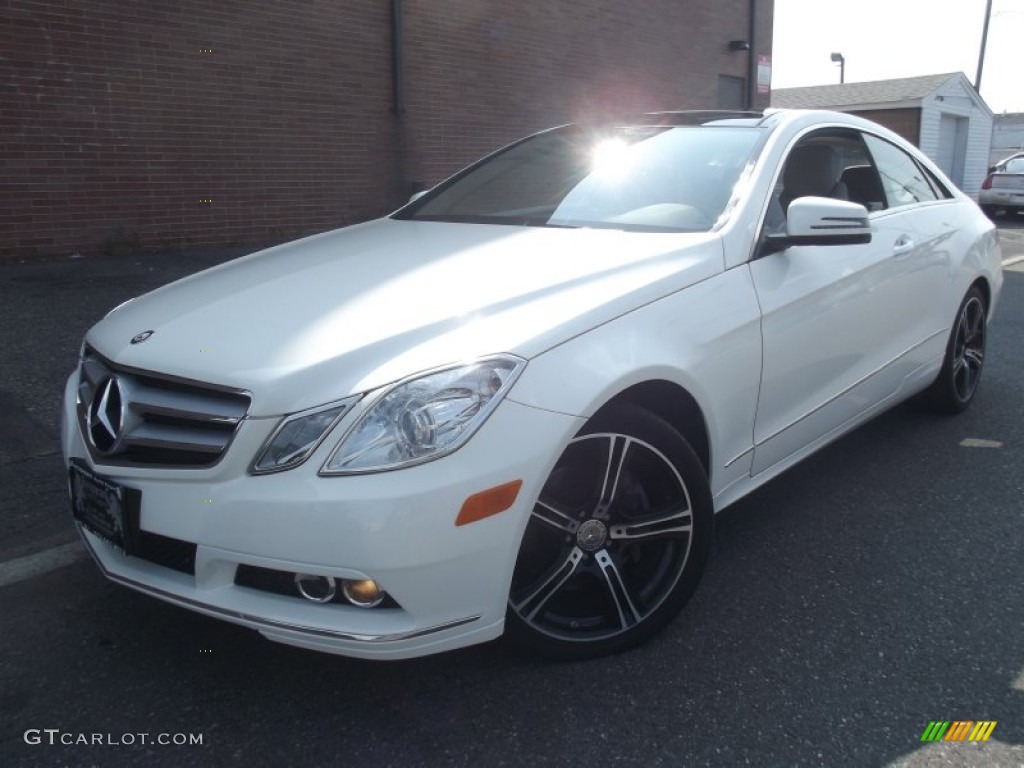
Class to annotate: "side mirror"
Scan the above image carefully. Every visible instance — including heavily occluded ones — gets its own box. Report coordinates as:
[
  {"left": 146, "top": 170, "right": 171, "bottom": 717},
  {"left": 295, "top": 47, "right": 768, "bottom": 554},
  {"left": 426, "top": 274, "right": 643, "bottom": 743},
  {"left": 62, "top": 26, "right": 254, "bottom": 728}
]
[{"left": 762, "top": 196, "right": 872, "bottom": 255}]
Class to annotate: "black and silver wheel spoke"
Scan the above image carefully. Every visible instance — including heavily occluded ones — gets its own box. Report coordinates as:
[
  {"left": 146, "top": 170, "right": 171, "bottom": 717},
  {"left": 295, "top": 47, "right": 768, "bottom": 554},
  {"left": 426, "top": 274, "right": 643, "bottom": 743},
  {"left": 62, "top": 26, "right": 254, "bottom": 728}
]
[
  {"left": 964, "top": 346, "right": 984, "bottom": 370},
  {"left": 595, "top": 434, "right": 631, "bottom": 514},
  {"left": 513, "top": 547, "right": 584, "bottom": 621},
  {"left": 609, "top": 503, "right": 692, "bottom": 543},
  {"left": 965, "top": 304, "right": 984, "bottom": 341},
  {"left": 595, "top": 549, "right": 643, "bottom": 629},
  {"left": 531, "top": 497, "right": 581, "bottom": 535}
]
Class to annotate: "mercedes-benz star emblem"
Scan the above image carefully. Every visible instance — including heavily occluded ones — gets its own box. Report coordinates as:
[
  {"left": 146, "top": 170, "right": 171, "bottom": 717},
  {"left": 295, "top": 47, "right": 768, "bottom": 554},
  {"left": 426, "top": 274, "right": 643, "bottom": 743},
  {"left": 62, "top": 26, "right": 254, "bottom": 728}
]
[
  {"left": 576, "top": 519, "right": 608, "bottom": 552},
  {"left": 87, "top": 377, "right": 123, "bottom": 453},
  {"left": 130, "top": 330, "right": 154, "bottom": 344}
]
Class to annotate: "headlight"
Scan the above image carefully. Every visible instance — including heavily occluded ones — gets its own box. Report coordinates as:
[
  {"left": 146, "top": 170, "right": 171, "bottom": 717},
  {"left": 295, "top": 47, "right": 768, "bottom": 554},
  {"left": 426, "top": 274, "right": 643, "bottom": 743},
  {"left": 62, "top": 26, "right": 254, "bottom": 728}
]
[
  {"left": 321, "top": 356, "right": 525, "bottom": 474},
  {"left": 251, "top": 397, "right": 359, "bottom": 474}
]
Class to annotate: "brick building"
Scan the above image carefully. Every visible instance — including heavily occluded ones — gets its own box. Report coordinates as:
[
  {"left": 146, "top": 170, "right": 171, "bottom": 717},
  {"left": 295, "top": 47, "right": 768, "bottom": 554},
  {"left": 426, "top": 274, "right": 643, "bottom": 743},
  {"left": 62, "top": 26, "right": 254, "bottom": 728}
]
[{"left": 2, "top": 0, "right": 774, "bottom": 259}]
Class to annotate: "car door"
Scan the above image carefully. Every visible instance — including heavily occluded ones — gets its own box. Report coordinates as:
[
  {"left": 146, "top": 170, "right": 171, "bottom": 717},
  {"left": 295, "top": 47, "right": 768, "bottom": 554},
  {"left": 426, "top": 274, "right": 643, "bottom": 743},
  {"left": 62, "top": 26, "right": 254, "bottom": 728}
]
[
  {"left": 858, "top": 132, "right": 955, "bottom": 350},
  {"left": 748, "top": 128, "right": 941, "bottom": 476}
]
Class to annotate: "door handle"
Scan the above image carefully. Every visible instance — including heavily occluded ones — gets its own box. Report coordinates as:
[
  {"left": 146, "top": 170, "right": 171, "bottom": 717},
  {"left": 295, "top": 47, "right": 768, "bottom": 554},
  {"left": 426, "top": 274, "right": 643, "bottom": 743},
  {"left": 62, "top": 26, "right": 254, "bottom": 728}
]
[{"left": 892, "top": 235, "right": 915, "bottom": 257}]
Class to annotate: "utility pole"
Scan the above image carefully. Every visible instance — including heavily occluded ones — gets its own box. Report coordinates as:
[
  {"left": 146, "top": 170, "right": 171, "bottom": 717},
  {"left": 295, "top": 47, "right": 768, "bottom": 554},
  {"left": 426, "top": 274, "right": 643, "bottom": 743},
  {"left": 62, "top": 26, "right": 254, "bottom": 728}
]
[{"left": 975, "top": 0, "right": 993, "bottom": 91}]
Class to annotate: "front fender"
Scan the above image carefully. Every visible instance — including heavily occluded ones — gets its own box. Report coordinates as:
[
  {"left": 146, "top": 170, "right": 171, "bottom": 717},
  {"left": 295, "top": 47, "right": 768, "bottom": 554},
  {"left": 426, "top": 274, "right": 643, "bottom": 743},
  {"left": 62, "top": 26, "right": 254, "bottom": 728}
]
[{"left": 508, "top": 266, "right": 763, "bottom": 502}]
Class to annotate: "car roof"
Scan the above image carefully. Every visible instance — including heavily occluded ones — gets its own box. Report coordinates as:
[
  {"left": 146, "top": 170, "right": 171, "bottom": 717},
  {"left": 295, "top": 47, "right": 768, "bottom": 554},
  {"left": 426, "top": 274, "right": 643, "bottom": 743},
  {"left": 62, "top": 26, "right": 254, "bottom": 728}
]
[
  {"left": 622, "top": 108, "right": 903, "bottom": 135},
  {"left": 639, "top": 110, "right": 767, "bottom": 127}
]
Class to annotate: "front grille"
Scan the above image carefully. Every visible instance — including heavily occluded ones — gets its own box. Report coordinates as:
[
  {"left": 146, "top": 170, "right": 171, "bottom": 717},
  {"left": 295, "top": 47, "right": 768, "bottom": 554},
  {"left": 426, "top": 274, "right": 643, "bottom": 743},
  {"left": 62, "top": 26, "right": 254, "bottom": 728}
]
[{"left": 77, "top": 346, "right": 251, "bottom": 468}]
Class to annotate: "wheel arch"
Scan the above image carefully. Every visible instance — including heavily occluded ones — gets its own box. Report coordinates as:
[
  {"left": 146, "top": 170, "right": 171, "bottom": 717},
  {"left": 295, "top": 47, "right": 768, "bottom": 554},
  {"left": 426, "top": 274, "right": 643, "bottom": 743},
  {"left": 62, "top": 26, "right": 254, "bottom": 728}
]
[
  {"left": 971, "top": 275, "right": 991, "bottom": 313},
  {"left": 590, "top": 379, "right": 711, "bottom": 478}
]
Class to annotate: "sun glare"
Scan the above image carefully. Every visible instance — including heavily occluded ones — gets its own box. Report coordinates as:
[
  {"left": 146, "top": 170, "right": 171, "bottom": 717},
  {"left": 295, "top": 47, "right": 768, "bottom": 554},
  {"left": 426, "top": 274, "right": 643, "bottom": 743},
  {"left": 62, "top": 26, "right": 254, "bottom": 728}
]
[{"left": 591, "top": 138, "right": 634, "bottom": 178}]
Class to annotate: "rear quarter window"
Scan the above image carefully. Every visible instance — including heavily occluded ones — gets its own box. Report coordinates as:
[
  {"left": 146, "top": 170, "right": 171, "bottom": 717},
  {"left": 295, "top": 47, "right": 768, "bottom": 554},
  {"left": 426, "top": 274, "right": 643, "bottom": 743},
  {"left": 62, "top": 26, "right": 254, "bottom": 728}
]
[{"left": 863, "top": 134, "right": 949, "bottom": 207}]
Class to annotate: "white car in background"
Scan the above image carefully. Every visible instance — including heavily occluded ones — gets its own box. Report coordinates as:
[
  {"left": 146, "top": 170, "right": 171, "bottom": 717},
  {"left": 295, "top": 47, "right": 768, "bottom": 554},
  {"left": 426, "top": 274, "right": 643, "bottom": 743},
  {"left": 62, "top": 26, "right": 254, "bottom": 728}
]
[
  {"left": 62, "top": 109, "right": 1002, "bottom": 661},
  {"left": 980, "top": 151, "right": 1024, "bottom": 217}
]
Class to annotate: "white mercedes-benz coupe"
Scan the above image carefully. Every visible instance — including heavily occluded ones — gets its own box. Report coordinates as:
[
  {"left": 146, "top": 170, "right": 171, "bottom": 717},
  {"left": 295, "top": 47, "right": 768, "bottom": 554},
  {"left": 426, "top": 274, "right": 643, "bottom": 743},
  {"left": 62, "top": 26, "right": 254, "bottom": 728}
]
[{"left": 62, "top": 109, "right": 1002, "bottom": 660}]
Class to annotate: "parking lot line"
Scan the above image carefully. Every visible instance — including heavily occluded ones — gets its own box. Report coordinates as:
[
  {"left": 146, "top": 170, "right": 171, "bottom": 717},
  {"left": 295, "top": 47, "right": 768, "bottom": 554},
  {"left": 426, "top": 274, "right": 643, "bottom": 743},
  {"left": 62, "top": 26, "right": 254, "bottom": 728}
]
[{"left": 0, "top": 541, "right": 87, "bottom": 588}]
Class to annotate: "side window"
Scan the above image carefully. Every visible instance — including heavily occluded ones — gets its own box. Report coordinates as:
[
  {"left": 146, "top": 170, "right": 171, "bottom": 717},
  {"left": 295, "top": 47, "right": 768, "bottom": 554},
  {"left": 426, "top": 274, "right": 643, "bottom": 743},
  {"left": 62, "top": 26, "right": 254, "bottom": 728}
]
[
  {"left": 919, "top": 164, "right": 953, "bottom": 199},
  {"left": 765, "top": 129, "right": 881, "bottom": 233},
  {"left": 862, "top": 135, "right": 941, "bottom": 207}
]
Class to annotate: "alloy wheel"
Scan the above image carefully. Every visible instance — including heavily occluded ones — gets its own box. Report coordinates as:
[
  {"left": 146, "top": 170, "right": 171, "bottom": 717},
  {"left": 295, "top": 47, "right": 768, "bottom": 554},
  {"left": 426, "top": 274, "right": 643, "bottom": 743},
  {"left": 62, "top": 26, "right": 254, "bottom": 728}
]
[
  {"left": 510, "top": 427, "right": 697, "bottom": 646},
  {"left": 952, "top": 295, "right": 986, "bottom": 404}
]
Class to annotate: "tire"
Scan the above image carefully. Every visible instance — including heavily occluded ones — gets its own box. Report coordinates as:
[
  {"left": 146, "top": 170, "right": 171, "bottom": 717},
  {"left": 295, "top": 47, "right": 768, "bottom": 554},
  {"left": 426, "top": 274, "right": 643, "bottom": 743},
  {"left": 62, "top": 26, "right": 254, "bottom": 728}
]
[
  {"left": 506, "top": 402, "right": 713, "bottom": 660},
  {"left": 923, "top": 285, "right": 987, "bottom": 413}
]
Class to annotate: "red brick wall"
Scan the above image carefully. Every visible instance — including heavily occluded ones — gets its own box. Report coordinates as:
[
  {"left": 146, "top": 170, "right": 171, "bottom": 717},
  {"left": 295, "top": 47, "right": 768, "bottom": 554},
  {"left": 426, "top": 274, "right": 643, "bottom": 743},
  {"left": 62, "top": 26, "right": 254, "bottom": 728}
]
[
  {"left": 400, "top": 0, "right": 774, "bottom": 190},
  {"left": 2, "top": 0, "right": 399, "bottom": 259},
  {"left": 2, "top": 0, "right": 773, "bottom": 259}
]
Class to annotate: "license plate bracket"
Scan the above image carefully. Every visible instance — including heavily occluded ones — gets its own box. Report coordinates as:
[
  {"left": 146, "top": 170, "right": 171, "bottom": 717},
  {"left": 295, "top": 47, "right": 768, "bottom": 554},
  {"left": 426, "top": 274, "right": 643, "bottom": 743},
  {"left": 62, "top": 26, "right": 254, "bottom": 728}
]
[{"left": 68, "top": 461, "right": 141, "bottom": 554}]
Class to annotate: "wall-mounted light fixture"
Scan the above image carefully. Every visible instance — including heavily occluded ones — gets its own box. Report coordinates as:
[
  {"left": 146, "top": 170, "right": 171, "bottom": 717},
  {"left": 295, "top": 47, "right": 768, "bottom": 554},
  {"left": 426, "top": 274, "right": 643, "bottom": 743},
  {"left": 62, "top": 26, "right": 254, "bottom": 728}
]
[{"left": 729, "top": 40, "right": 751, "bottom": 52}]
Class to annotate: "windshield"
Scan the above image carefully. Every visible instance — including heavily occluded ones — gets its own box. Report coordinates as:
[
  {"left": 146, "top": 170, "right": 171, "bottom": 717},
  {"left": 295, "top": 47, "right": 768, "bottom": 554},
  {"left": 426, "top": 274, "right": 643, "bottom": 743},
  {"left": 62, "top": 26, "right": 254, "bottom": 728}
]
[{"left": 396, "top": 125, "right": 763, "bottom": 232}]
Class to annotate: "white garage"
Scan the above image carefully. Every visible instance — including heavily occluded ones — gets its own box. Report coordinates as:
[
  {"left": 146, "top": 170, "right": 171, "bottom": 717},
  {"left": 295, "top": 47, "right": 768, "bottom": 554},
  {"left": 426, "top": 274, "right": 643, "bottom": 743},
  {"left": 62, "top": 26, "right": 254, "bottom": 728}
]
[{"left": 772, "top": 72, "right": 993, "bottom": 199}]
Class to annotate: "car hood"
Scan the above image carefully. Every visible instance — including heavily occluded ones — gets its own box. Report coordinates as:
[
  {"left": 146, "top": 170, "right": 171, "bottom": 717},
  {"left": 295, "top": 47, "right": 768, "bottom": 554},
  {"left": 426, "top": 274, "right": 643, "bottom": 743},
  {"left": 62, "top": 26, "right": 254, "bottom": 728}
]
[{"left": 87, "top": 218, "right": 723, "bottom": 416}]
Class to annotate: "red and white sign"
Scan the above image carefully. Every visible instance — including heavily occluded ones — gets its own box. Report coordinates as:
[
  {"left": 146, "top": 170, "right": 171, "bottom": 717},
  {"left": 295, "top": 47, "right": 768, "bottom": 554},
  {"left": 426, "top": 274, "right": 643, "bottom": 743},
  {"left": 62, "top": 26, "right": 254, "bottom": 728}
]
[{"left": 757, "top": 54, "right": 772, "bottom": 94}]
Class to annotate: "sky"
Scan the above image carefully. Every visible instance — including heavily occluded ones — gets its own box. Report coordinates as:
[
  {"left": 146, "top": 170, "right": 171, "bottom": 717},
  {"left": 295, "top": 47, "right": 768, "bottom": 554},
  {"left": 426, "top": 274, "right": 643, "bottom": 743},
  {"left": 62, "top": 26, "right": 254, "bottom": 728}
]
[{"left": 771, "top": 0, "right": 1024, "bottom": 113}]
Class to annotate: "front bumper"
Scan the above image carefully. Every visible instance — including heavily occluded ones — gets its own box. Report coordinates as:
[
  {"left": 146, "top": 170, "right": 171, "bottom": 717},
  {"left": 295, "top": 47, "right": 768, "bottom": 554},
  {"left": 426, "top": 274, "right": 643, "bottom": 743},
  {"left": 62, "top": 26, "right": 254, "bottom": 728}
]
[{"left": 62, "top": 372, "right": 581, "bottom": 659}]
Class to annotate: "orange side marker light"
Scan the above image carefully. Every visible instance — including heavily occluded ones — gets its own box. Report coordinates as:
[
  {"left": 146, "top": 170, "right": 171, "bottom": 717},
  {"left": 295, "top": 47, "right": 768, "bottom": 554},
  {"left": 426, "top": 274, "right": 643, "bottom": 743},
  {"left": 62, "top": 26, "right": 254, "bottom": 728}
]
[{"left": 456, "top": 480, "right": 523, "bottom": 527}]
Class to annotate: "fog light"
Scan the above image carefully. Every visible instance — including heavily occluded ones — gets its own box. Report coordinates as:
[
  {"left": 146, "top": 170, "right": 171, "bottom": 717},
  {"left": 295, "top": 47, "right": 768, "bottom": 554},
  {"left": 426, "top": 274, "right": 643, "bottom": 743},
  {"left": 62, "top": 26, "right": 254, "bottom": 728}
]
[
  {"left": 294, "top": 573, "right": 337, "bottom": 603},
  {"left": 342, "top": 579, "right": 384, "bottom": 608}
]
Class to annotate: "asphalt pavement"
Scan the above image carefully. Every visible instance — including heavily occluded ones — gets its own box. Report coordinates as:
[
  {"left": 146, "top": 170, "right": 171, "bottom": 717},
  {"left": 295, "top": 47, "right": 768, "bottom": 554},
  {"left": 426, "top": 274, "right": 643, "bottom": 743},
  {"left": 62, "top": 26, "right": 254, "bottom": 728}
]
[{"left": 1, "top": 223, "right": 1022, "bottom": 767}]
